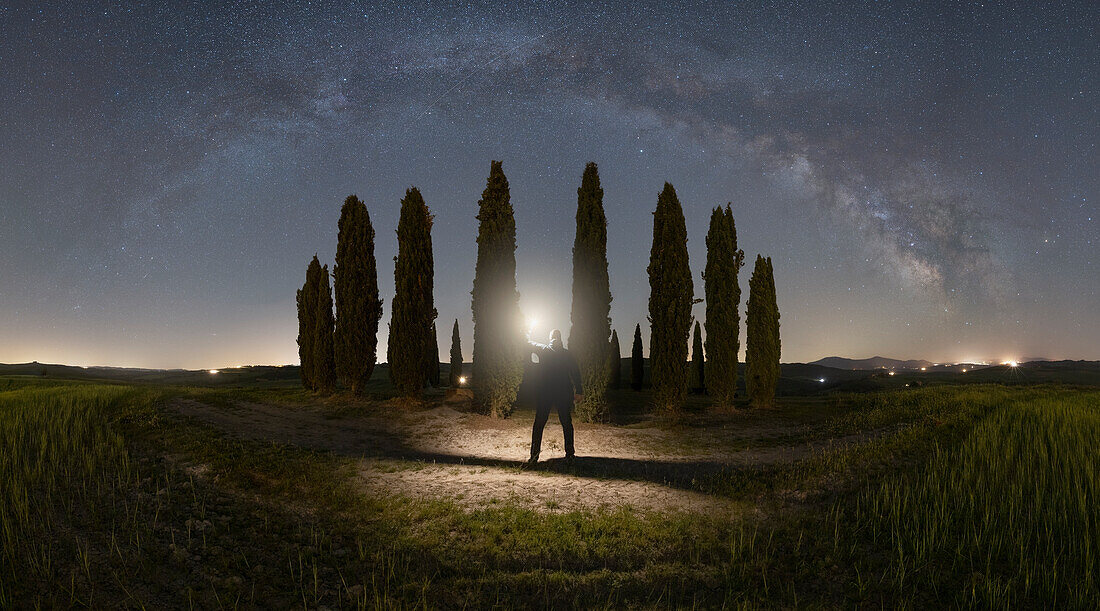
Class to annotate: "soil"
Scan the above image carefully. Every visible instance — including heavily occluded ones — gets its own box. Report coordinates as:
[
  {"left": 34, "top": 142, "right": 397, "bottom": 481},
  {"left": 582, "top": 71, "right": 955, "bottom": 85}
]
[{"left": 167, "top": 397, "right": 868, "bottom": 515}]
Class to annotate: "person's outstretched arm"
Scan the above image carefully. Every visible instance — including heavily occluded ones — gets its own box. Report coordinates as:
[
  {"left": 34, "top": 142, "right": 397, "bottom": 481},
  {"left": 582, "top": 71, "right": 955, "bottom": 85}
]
[{"left": 525, "top": 340, "right": 547, "bottom": 354}]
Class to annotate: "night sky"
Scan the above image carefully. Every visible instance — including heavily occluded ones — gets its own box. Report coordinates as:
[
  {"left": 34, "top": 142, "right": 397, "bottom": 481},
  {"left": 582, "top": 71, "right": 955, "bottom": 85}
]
[{"left": 1, "top": 1, "right": 1096, "bottom": 369}]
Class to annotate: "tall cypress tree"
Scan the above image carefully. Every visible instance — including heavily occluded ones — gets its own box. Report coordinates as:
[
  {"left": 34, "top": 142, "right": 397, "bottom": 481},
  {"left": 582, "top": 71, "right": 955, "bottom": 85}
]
[
  {"left": 297, "top": 256, "right": 323, "bottom": 390},
  {"left": 647, "top": 183, "right": 694, "bottom": 414},
  {"left": 334, "top": 195, "right": 383, "bottom": 395},
  {"left": 471, "top": 161, "right": 524, "bottom": 417},
  {"left": 630, "top": 323, "right": 644, "bottom": 391},
  {"left": 569, "top": 162, "right": 613, "bottom": 422},
  {"left": 703, "top": 204, "right": 745, "bottom": 406},
  {"left": 766, "top": 257, "right": 781, "bottom": 392},
  {"left": 313, "top": 264, "right": 337, "bottom": 393},
  {"left": 607, "top": 329, "right": 622, "bottom": 390},
  {"left": 388, "top": 188, "right": 436, "bottom": 397},
  {"left": 425, "top": 322, "right": 440, "bottom": 387},
  {"left": 746, "top": 255, "right": 780, "bottom": 408},
  {"left": 691, "top": 320, "right": 705, "bottom": 393},
  {"left": 449, "top": 319, "right": 463, "bottom": 387}
]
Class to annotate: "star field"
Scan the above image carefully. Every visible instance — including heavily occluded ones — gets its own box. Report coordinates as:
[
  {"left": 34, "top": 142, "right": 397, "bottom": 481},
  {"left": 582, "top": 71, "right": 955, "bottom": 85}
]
[{"left": 0, "top": 1, "right": 1096, "bottom": 368}]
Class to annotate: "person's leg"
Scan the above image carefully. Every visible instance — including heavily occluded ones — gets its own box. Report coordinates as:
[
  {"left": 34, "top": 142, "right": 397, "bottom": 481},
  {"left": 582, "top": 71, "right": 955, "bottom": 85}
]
[
  {"left": 557, "top": 398, "right": 575, "bottom": 458},
  {"left": 530, "top": 402, "right": 550, "bottom": 462}
]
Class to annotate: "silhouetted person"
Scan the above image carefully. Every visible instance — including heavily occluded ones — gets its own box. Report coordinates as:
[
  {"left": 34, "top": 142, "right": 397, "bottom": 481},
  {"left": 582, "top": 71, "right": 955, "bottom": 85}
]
[{"left": 527, "top": 329, "right": 583, "bottom": 463}]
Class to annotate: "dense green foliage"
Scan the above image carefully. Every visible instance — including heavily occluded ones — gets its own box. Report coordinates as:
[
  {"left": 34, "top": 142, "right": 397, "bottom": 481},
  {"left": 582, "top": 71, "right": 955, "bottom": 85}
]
[
  {"left": 703, "top": 204, "right": 744, "bottom": 405},
  {"left": 470, "top": 161, "right": 524, "bottom": 417},
  {"left": 333, "top": 195, "right": 383, "bottom": 395},
  {"left": 449, "top": 319, "right": 463, "bottom": 387},
  {"left": 746, "top": 256, "right": 780, "bottom": 408},
  {"left": 630, "top": 323, "right": 644, "bottom": 391},
  {"left": 607, "top": 329, "right": 621, "bottom": 390},
  {"left": 313, "top": 264, "right": 337, "bottom": 392},
  {"left": 647, "top": 183, "right": 694, "bottom": 414},
  {"left": 296, "top": 256, "right": 323, "bottom": 390},
  {"left": 388, "top": 188, "right": 437, "bottom": 397},
  {"left": 569, "top": 163, "right": 613, "bottom": 422},
  {"left": 425, "top": 323, "right": 440, "bottom": 387},
  {"left": 691, "top": 320, "right": 705, "bottom": 393}
]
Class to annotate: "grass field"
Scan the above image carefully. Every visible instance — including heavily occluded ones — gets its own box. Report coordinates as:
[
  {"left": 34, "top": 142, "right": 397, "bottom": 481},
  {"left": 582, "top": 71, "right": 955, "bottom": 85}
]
[{"left": 0, "top": 379, "right": 1096, "bottom": 608}]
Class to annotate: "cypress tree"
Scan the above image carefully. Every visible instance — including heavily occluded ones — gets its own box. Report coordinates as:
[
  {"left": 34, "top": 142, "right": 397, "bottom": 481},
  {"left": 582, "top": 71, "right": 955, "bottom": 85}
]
[
  {"left": 425, "top": 322, "right": 441, "bottom": 386},
  {"left": 334, "top": 195, "right": 383, "bottom": 395},
  {"left": 607, "top": 329, "right": 622, "bottom": 390},
  {"left": 297, "top": 286, "right": 308, "bottom": 388},
  {"left": 296, "top": 256, "right": 323, "bottom": 390},
  {"left": 388, "top": 187, "right": 437, "bottom": 397},
  {"left": 449, "top": 319, "right": 463, "bottom": 387},
  {"left": 313, "top": 264, "right": 337, "bottom": 393},
  {"left": 471, "top": 161, "right": 524, "bottom": 417},
  {"left": 692, "top": 320, "right": 705, "bottom": 393},
  {"left": 746, "top": 255, "right": 781, "bottom": 408},
  {"left": 703, "top": 204, "right": 745, "bottom": 406},
  {"left": 647, "top": 183, "right": 694, "bottom": 414},
  {"left": 766, "top": 258, "right": 781, "bottom": 392},
  {"left": 569, "top": 162, "right": 613, "bottom": 422},
  {"left": 630, "top": 323, "right": 644, "bottom": 391}
]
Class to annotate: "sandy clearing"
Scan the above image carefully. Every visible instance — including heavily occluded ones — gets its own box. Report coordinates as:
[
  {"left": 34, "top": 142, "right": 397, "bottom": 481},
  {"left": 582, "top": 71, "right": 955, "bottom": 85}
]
[{"left": 166, "top": 397, "right": 872, "bottom": 514}]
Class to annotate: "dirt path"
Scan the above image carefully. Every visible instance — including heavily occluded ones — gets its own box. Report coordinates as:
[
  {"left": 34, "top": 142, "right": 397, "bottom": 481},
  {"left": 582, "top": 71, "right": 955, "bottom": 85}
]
[{"left": 167, "top": 397, "right": 864, "bottom": 514}]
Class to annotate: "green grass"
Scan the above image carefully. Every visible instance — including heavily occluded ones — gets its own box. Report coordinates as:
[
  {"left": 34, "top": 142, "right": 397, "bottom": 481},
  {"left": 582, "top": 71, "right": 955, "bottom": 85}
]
[
  {"left": 839, "top": 390, "right": 1099, "bottom": 607},
  {"left": 0, "top": 379, "right": 1096, "bottom": 607}
]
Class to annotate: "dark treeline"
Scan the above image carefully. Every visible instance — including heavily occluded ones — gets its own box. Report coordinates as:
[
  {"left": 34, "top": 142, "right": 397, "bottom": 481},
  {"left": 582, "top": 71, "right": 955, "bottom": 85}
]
[
  {"left": 295, "top": 161, "right": 781, "bottom": 416},
  {"left": 388, "top": 187, "right": 436, "bottom": 397}
]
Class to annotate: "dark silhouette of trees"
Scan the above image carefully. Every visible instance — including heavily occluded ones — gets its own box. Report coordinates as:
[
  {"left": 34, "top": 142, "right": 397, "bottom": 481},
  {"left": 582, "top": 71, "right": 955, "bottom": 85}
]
[
  {"left": 746, "top": 255, "right": 780, "bottom": 408},
  {"left": 647, "top": 183, "right": 694, "bottom": 414},
  {"left": 471, "top": 161, "right": 524, "bottom": 417},
  {"left": 607, "top": 329, "right": 621, "bottom": 390},
  {"left": 296, "top": 256, "right": 323, "bottom": 390},
  {"left": 295, "top": 165, "right": 783, "bottom": 412},
  {"left": 449, "top": 319, "right": 463, "bottom": 387},
  {"left": 630, "top": 324, "right": 644, "bottom": 390},
  {"left": 425, "top": 322, "right": 440, "bottom": 386},
  {"left": 703, "top": 204, "right": 745, "bottom": 406},
  {"left": 569, "top": 163, "right": 613, "bottom": 422},
  {"left": 692, "top": 320, "right": 705, "bottom": 393},
  {"left": 334, "top": 195, "right": 383, "bottom": 395},
  {"left": 313, "top": 264, "right": 337, "bottom": 393},
  {"left": 388, "top": 188, "right": 437, "bottom": 397}
]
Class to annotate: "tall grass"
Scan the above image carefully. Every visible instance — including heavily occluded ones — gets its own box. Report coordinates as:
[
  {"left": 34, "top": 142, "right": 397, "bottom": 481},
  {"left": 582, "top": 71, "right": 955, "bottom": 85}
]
[
  {"left": 0, "top": 385, "right": 148, "bottom": 603},
  {"left": 1, "top": 380, "right": 1096, "bottom": 607},
  {"left": 841, "top": 390, "right": 1100, "bottom": 607}
]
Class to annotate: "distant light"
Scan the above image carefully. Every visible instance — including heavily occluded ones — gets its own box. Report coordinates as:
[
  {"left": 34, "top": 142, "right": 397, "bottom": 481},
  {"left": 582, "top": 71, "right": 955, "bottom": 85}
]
[
  {"left": 920, "top": 367, "right": 927, "bottom": 371},
  {"left": 817, "top": 378, "right": 826, "bottom": 383},
  {"left": 961, "top": 368, "right": 967, "bottom": 373},
  {"left": 888, "top": 371, "right": 896, "bottom": 376},
  {"left": 208, "top": 369, "right": 220, "bottom": 375},
  {"left": 458, "top": 376, "right": 467, "bottom": 385},
  {"left": 1003, "top": 360, "right": 1019, "bottom": 368}
]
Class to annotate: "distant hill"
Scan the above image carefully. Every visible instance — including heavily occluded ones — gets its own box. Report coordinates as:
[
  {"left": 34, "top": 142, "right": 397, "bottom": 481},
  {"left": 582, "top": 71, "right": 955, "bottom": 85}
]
[
  {"left": 0, "top": 361, "right": 302, "bottom": 387},
  {"left": 810, "top": 356, "right": 934, "bottom": 370}
]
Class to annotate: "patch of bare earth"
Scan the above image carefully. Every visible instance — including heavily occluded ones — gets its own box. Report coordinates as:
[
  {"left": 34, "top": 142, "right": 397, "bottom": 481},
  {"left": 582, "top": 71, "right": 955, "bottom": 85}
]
[{"left": 166, "top": 398, "right": 869, "bottom": 514}]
